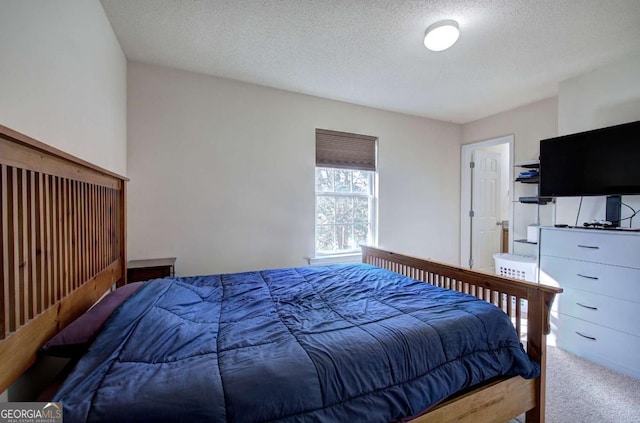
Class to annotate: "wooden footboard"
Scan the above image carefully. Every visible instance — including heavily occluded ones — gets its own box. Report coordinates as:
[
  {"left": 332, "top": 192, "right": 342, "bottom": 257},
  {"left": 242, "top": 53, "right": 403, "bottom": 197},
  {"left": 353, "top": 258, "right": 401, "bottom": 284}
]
[
  {"left": 362, "top": 246, "right": 562, "bottom": 423},
  {"left": 0, "top": 126, "right": 127, "bottom": 393}
]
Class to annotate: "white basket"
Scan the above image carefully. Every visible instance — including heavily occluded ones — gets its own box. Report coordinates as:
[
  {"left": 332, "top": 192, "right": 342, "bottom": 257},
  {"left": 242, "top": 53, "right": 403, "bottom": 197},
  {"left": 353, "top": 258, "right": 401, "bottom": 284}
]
[{"left": 493, "top": 253, "right": 537, "bottom": 282}]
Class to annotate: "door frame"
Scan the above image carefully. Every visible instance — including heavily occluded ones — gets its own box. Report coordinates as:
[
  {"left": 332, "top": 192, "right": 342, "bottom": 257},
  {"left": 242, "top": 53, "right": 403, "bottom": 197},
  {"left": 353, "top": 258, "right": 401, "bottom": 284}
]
[{"left": 460, "top": 135, "right": 514, "bottom": 268}]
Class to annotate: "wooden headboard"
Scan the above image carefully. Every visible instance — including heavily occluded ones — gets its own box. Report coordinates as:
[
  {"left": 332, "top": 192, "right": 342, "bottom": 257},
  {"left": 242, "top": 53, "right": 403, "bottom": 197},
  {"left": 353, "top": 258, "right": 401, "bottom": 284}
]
[{"left": 0, "top": 125, "right": 127, "bottom": 392}]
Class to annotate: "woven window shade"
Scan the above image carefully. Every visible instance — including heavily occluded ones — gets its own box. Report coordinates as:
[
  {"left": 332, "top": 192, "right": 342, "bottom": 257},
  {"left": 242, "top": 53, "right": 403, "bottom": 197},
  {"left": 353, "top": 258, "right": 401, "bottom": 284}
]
[{"left": 315, "top": 129, "right": 377, "bottom": 171}]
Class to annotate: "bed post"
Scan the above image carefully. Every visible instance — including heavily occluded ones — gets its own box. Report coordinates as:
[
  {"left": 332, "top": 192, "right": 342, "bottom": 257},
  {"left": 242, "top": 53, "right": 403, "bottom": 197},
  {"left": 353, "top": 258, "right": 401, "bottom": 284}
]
[
  {"left": 117, "top": 181, "right": 127, "bottom": 287},
  {"left": 525, "top": 288, "right": 555, "bottom": 423}
]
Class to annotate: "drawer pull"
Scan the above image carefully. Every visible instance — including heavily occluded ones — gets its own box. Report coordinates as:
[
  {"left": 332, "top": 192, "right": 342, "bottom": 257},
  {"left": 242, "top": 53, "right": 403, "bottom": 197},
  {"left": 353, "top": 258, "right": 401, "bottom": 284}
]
[
  {"left": 577, "top": 244, "right": 599, "bottom": 249},
  {"left": 576, "top": 302, "right": 598, "bottom": 311},
  {"left": 577, "top": 273, "right": 599, "bottom": 280},
  {"left": 575, "top": 331, "right": 597, "bottom": 341}
]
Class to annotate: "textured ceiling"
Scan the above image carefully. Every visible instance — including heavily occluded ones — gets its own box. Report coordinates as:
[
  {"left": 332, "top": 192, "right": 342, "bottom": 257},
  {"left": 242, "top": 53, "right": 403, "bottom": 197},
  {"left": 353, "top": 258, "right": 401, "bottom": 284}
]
[{"left": 100, "top": 0, "right": 640, "bottom": 123}]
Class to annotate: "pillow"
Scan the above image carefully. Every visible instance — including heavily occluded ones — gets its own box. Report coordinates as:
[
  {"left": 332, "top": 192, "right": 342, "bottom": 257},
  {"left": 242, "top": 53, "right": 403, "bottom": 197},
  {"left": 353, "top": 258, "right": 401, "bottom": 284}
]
[{"left": 40, "top": 282, "right": 144, "bottom": 358}]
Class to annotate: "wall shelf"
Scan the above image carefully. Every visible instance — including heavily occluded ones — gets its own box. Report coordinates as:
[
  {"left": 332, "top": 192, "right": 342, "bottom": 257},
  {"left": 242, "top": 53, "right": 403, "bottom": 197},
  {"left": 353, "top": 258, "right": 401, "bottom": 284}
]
[
  {"left": 514, "top": 238, "right": 537, "bottom": 245},
  {"left": 512, "top": 159, "right": 554, "bottom": 261},
  {"left": 515, "top": 160, "right": 540, "bottom": 169},
  {"left": 515, "top": 176, "right": 539, "bottom": 184},
  {"left": 519, "top": 196, "right": 553, "bottom": 205}
]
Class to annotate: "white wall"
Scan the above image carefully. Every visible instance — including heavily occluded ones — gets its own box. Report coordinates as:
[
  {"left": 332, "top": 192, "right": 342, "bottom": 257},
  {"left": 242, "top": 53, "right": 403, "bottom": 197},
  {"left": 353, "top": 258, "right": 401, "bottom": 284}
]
[
  {"left": 558, "top": 56, "right": 640, "bottom": 136},
  {"left": 127, "top": 62, "right": 461, "bottom": 276},
  {"left": 462, "top": 97, "right": 558, "bottom": 162},
  {"left": 0, "top": 0, "right": 127, "bottom": 175},
  {"left": 555, "top": 56, "right": 640, "bottom": 227}
]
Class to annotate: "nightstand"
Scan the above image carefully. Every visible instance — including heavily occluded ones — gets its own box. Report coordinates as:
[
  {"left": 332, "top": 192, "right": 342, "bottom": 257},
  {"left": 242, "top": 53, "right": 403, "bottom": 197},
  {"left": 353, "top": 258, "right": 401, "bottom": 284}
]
[{"left": 127, "top": 257, "right": 176, "bottom": 283}]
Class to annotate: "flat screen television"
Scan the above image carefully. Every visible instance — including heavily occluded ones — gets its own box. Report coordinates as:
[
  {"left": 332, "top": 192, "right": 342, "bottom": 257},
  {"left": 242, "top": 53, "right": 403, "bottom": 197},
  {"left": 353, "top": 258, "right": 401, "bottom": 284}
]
[{"left": 539, "top": 120, "right": 640, "bottom": 197}]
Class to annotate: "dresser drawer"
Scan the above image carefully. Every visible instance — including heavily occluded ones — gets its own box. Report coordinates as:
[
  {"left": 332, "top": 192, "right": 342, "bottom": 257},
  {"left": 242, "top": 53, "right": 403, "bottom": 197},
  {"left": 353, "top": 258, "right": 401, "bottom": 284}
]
[
  {"left": 540, "top": 228, "right": 640, "bottom": 268},
  {"left": 540, "top": 255, "right": 640, "bottom": 302},
  {"left": 555, "top": 288, "right": 640, "bottom": 337},
  {"left": 555, "top": 314, "right": 640, "bottom": 379}
]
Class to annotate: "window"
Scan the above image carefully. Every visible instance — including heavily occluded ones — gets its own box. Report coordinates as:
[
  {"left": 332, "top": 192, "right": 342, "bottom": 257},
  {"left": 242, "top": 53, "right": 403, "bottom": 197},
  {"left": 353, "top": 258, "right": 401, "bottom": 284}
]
[
  {"left": 315, "top": 168, "right": 376, "bottom": 254},
  {"left": 315, "top": 129, "right": 377, "bottom": 256}
]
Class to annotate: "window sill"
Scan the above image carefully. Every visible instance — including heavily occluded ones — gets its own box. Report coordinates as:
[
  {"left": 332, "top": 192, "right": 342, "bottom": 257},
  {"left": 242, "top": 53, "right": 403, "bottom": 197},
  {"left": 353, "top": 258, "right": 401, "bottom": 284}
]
[{"left": 307, "top": 253, "right": 362, "bottom": 266}]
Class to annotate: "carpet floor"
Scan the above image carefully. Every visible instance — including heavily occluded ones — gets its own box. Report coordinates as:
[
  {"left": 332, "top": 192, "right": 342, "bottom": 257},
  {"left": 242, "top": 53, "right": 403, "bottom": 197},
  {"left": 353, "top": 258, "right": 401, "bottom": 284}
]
[{"left": 512, "top": 345, "right": 640, "bottom": 422}]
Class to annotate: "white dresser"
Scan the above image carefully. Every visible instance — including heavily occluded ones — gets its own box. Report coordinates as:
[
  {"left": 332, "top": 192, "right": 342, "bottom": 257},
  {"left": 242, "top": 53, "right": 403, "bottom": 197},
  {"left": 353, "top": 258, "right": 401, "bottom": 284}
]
[{"left": 539, "top": 227, "right": 640, "bottom": 379}]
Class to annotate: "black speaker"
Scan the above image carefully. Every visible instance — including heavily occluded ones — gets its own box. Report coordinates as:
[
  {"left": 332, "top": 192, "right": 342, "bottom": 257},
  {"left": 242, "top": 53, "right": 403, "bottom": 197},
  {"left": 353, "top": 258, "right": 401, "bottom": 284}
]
[{"left": 606, "top": 195, "right": 622, "bottom": 227}]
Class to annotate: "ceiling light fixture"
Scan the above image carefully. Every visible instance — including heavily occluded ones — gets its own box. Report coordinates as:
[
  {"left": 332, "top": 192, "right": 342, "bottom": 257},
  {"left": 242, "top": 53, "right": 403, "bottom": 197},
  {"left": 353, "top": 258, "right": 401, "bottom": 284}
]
[{"left": 424, "top": 20, "right": 460, "bottom": 52}]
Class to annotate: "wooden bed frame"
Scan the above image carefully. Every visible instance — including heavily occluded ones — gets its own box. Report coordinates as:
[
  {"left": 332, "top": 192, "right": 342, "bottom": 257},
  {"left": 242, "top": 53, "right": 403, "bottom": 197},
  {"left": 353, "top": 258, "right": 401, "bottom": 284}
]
[
  {"left": 0, "top": 125, "right": 561, "bottom": 422},
  {"left": 0, "top": 125, "right": 127, "bottom": 393}
]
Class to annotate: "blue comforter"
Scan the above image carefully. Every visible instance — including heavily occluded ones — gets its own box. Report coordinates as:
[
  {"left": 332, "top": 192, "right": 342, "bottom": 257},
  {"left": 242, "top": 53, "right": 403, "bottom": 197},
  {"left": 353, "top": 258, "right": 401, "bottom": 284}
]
[{"left": 55, "top": 264, "right": 539, "bottom": 422}]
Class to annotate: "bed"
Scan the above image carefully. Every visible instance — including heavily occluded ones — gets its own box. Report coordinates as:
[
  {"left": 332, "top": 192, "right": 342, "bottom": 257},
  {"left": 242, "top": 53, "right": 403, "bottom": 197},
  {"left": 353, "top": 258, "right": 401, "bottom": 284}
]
[{"left": 0, "top": 125, "right": 562, "bottom": 422}]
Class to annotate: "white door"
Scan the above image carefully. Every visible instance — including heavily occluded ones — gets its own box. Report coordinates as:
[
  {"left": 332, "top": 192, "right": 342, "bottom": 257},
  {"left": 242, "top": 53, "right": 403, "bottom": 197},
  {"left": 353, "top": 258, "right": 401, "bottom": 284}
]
[{"left": 471, "top": 149, "right": 502, "bottom": 272}]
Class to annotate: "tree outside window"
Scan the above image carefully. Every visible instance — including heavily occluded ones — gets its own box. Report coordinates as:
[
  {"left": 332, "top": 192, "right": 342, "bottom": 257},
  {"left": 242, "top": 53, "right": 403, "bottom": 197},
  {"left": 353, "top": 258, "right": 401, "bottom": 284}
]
[{"left": 315, "top": 167, "right": 375, "bottom": 255}]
